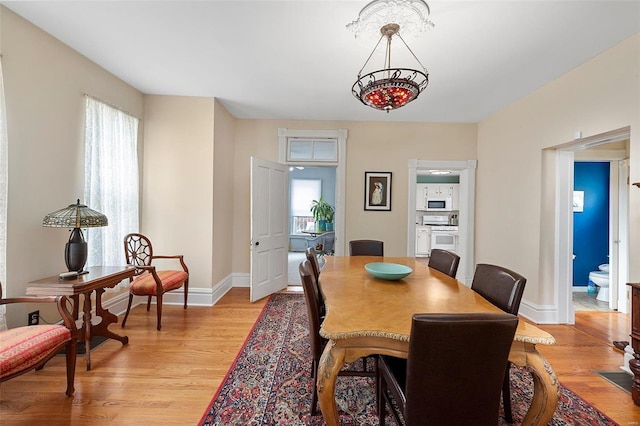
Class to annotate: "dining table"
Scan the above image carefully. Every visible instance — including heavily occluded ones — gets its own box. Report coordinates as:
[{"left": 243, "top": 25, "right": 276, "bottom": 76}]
[{"left": 317, "top": 256, "right": 558, "bottom": 426}]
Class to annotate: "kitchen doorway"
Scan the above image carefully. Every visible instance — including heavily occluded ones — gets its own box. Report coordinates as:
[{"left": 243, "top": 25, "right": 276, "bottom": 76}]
[{"left": 407, "top": 159, "right": 477, "bottom": 286}]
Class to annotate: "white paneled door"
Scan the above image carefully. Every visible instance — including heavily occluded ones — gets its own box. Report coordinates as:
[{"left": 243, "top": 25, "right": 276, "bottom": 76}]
[{"left": 250, "top": 157, "right": 289, "bottom": 302}]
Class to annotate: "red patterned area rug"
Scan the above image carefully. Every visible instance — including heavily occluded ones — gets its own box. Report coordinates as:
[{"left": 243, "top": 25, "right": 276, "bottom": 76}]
[{"left": 199, "top": 293, "right": 617, "bottom": 425}]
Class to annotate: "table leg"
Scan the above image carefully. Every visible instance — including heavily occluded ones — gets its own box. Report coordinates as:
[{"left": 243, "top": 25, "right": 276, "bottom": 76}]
[
  {"left": 317, "top": 339, "right": 345, "bottom": 426},
  {"left": 94, "top": 288, "right": 129, "bottom": 345},
  {"left": 71, "top": 294, "right": 80, "bottom": 320},
  {"left": 511, "top": 342, "right": 559, "bottom": 425},
  {"left": 82, "top": 293, "right": 93, "bottom": 371}
]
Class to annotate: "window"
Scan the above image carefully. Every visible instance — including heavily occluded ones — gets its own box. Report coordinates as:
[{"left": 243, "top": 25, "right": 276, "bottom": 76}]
[
  {"left": 84, "top": 96, "right": 139, "bottom": 271},
  {"left": 287, "top": 138, "right": 338, "bottom": 162},
  {"left": 290, "top": 178, "right": 321, "bottom": 234},
  {"left": 0, "top": 59, "right": 7, "bottom": 330}
]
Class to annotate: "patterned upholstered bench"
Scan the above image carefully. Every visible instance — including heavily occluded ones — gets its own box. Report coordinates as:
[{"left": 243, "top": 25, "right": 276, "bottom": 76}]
[{"left": 0, "top": 284, "right": 77, "bottom": 396}]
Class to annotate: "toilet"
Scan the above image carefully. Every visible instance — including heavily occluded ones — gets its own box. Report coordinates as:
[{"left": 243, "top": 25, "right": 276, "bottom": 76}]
[{"left": 588, "top": 264, "right": 610, "bottom": 302}]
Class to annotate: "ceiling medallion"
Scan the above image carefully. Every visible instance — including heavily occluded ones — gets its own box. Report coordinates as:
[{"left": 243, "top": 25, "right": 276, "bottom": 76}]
[{"left": 347, "top": 0, "right": 434, "bottom": 42}]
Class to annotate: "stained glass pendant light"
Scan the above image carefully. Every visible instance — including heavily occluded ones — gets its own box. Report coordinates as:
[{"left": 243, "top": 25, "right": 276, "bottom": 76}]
[{"left": 348, "top": 0, "right": 433, "bottom": 112}]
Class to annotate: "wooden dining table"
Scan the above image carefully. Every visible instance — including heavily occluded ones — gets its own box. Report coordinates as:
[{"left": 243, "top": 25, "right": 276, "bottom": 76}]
[{"left": 317, "top": 256, "right": 558, "bottom": 426}]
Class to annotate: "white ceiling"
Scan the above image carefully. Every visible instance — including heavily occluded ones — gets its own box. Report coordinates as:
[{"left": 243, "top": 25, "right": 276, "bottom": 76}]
[{"left": 3, "top": 1, "right": 639, "bottom": 123}]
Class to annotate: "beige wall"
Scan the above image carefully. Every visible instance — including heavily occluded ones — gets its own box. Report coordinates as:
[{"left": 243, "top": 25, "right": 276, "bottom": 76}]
[
  {"left": 1, "top": 7, "right": 144, "bottom": 326},
  {"left": 5, "top": 2, "right": 638, "bottom": 326},
  {"left": 477, "top": 34, "right": 640, "bottom": 309},
  {"left": 143, "top": 96, "right": 215, "bottom": 290},
  {"left": 232, "top": 120, "right": 477, "bottom": 272},
  {"left": 212, "top": 100, "right": 236, "bottom": 284}
]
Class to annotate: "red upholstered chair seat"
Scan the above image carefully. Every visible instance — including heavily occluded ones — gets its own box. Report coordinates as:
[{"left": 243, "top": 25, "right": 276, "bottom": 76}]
[
  {"left": 0, "top": 286, "right": 77, "bottom": 396},
  {"left": 129, "top": 270, "right": 188, "bottom": 295},
  {"left": 0, "top": 325, "right": 72, "bottom": 380},
  {"left": 122, "top": 233, "right": 190, "bottom": 331}
]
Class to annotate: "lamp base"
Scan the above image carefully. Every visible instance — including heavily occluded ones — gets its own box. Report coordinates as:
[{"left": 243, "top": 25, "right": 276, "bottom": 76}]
[{"left": 65, "top": 228, "right": 87, "bottom": 272}]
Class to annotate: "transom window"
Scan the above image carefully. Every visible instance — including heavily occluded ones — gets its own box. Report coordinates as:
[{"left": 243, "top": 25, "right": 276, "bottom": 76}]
[{"left": 287, "top": 138, "right": 338, "bottom": 162}]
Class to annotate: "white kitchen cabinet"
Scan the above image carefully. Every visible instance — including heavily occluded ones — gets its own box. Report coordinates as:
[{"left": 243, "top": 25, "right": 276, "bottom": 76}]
[
  {"left": 416, "top": 183, "right": 460, "bottom": 211},
  {"left": 450, "top": 185, "right": 460, "bottom": 210},
  {"left": 415, "top": 226, "right": 431, "bottom": 256},
  {"left": 427, "top": 184, "right": 458, "bottom": 197},
  {"left": 416, "top": 183, "right": 428, "bottom": 210}
]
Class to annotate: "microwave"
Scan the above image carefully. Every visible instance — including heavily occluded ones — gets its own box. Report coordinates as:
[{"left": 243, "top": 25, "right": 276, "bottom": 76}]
[{"left": 425, "top": 197, "right": 453, "bottom": 211}]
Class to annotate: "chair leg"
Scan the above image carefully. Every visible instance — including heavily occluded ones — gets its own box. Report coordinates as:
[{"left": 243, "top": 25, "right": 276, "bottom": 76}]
[
  {"left": 503, "top": 362, "right": 513, "bottom": 423},
  {"left": 156, "top": 294, "right": 163, "bottom": 331},
  {"left": 311, "top": 359, "right": 319, "bottom": 415},
  {"left": 64, "top": 335, "right": 78, "bottom": 396},
  {"left": 121, "top": 293, "right": 134, "bottom": 328},
  {"left": 377, "top": 363, "right": 386, "bottom": 426},
  {"left": 183, "top": 279, "right": 189, "bottom": 309},
  {"left": 146, "top": 295, "right": 152, "bottom": 311}
]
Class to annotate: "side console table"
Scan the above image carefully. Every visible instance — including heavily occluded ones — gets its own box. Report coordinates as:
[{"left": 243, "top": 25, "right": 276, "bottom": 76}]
[
  {"left": 627, "top": 282, "right": 640, "bottom": 405},
  {"left": 27, "top": 266, "right": 135, "bottom": 371}
]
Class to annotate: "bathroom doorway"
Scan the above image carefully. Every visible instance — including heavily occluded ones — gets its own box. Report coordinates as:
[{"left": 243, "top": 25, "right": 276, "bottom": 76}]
[
  {"left": 553, "top": 128, "right": 631, "bottom": 323},
  {"left": 572, "top": 161, "right": 614, "bottom": 312}
]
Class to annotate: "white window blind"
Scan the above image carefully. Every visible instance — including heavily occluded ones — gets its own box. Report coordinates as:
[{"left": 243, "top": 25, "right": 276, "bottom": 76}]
[
  {"left": 84, "top": 96, "right": 139, "bottom": 274},
  {"left": 291, "top": 179, "right": 321, "bottom": 217},
  {"left": 0, "top": 59, "right": 7, "bottom": 330}
]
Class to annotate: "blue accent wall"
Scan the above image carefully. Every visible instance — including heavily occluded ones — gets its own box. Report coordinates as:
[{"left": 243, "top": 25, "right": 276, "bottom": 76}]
[{"left": 573, "top": 162, "right": 609, "bottom": 286}]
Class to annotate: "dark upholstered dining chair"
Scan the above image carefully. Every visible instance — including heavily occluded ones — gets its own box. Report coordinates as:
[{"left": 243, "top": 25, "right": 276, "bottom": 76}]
[
  {"left": 349, "top": 239, "right": 384, "bottom": 256},
  {"left": 122, "top": 233, "right": 189, "bottom": 331},
  {"left": 377, "top": 313, "right": 518, "bottom": 426},
  {"left": 305, "top": 247, "right": 325, "bottom": 318},
  {"left": 470, "top": 263, "right": 527, "bottom": 423},
  {"left": 299, "top": 260, "right": 376, "bottom": 415},
  {"left": 305, "top": 247, "right": 321, "bottom": 282},
  {"left": 0, "top": 282, "right": 77, "bottom": 396},
  {"left": 427, "top": 249, "right": 460, "bottom": 278}
]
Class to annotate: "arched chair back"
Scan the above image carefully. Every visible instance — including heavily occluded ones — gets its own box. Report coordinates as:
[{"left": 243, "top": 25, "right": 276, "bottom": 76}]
[
  {"left": 349, "top": 239, "right": 384, "bottom": 256},
  {"left": 470, "top": 263, "right": 527, "bottom": 423},
  {"left": 471, "top": 264, "right": 526, "bottom": 315},
  {"left": 305, "top": 247, "right": 321, "bottom": 281},
  {"left": 428, "top": 249, "right": 460, "bottom": 278},
  {"left": 378, "top": 313, "right": 518, "bottom": 426}
]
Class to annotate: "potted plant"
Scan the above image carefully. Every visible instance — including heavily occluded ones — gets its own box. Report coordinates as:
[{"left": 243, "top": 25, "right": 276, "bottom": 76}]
[
  {"left": 325, "top": 207, "right": 335, "bottom": 231},
  {"left": 310, "top": 198, "right": 335, "bottom": 231}
]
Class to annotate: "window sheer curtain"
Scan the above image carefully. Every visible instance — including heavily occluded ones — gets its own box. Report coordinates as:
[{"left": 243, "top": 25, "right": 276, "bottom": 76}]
[
  {"left": 0, "top": 59, "right": 8, "bottom": 330},
  {"left": 84, "top": 96, "right": 139, "bottom": 284}
]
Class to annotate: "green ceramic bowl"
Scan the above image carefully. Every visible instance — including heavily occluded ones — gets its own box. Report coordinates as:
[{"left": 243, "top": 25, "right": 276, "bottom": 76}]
[{"left": 365, "top": 262, "right": 413, "bottom": 281}]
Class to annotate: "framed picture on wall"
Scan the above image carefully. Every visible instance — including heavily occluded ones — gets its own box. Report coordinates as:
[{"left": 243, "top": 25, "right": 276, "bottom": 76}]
[
  {"left": 364, "top": 171, "right": 392, "bottom": 211},
  {"left": 573, "top": 190, "right": 584, "bottom": 212}
]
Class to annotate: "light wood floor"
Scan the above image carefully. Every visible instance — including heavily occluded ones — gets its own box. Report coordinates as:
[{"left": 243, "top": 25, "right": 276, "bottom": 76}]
[{"left": 1, "top": 288, "right": 639, "bottom": 425}]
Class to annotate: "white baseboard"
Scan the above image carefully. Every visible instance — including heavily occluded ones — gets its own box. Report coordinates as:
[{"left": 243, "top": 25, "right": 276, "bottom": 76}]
[
  {"left": 102, "top": 272, "right": 242, "bottom": 317},
  {"left": 518, "top": 299, "right": 559, "bottom": 324}
]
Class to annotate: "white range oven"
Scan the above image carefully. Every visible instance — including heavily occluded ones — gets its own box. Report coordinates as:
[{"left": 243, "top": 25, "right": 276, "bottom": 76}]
[
  {"left": 422, "top": 215, "right": 458, "bottom": 253},
  {"left": 430, "top": 227, "right": 458, "bottom": 253}
]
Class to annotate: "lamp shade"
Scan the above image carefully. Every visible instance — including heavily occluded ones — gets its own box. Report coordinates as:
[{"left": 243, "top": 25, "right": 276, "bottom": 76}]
[
  {"left": 42, "top": 199, "right": 108, "bottom": 273},
  {"left": 42, "top": 199, "right": 108, "bottom": 228}
]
